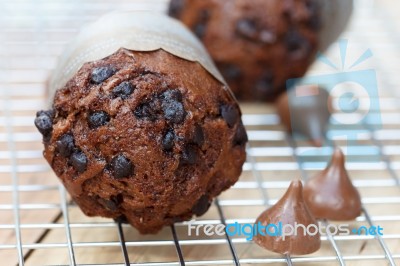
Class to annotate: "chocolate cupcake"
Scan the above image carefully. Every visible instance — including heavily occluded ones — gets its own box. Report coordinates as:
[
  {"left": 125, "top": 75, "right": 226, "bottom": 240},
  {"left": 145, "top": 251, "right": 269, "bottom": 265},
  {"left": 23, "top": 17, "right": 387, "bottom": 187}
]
[
  {"left": 35, "top": 12, "right": 247, "bottom": 234},
  {"left": 169, "top": 0, "right": 353, "bottom": 101}
]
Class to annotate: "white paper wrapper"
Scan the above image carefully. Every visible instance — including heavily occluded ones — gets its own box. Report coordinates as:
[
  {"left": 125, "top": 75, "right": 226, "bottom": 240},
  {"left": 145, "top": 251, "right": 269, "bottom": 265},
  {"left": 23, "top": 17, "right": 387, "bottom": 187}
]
[
  {"left": 319, "top": 0, "right": 353, "bottom": 52},
  {"left": 48, "top": 11, "right": 227, "bottom": 103}
]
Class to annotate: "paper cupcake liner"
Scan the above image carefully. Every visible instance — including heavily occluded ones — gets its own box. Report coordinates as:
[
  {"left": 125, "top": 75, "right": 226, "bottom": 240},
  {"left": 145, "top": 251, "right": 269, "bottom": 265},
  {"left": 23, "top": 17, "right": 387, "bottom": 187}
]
[{"left": 48, "top": 11, "right": 228, "bottom": 104}]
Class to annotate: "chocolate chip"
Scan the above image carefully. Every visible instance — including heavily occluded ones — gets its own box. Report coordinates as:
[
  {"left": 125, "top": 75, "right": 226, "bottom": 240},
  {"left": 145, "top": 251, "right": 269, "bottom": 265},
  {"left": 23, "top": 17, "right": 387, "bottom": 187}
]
[
  {"left": 181, "top": 145, "right": 198, "bottom": 165},
  {"left": 98, "top": 194, "right": 123, "bottom": 211},
  {"left": 162, "top": 130, "right": 175, "bottom": 151},
  {"left": 162, "top": 89, "right": 183, "bottom": 102},
  {"left": 285, "top": 30, "right": 303, "bottom": 51},
  {"left": 56, "top": 134, "right": 75, "bottom": 157},
  {"left": 112, "top": 81, "right": 134, "bottom": 99},
  {"left": 234, "top": 122, "right": 248, "bottom": 146},
  {"left": 163, "top": 101, "right": 185, "bottom": 123},
  {"left": 285, "top": 29, "right": 311, "bottom": 59},
  {"left": 34, "top": 110, "right": 53, "bottom": 136},
  {"left": 88, "top": 111, "right": 110, "bottom": 129},
  {"left": 220, "top": 104, "right": 239, "bottom": 128},
  {"left": 70, "top": 151, "right": 87, "bottom": 173},
  {"left": 192, "top": 195, "right": 211, "bottom": 216},
  {"left": 193, "top": 124, "right": 204, "bottom": 147},
  {"left": 168, "top": 0, "right": 185, "bottom": 18},
  {"left": 193, "top": 10, "right": 210, "bottom": 39},
  {"left": 236, "top": 18, "right": 258, "bottom": 40},
  {"left": 91, "top": 66, "right": 116, "bottom": 84},
  {"left": 218, "top": 63, "right": 242, "bottom": 82},
  {"left": 135, "top": 90, "right": 185, "bottom": 123},
  {"left": 98, "top": 198, "right": 118, "bottom": 211},
  {"left": 163, "top": 100, "right": 185, "bottom": 123},
  {"left": 110, "top": 154, "right": 133, "bottom": 179},
  {"left": 162, "top": 90, "right": 185, "bottom": 124},
  {"left": 134, "top": 101, "right": 158, "bottom": 121},
  {"left": 37, "top": 109, "right": 54, "bottom": 117},
  {"left": 255, "top": 71, "right": 274, "bottom": 100}
]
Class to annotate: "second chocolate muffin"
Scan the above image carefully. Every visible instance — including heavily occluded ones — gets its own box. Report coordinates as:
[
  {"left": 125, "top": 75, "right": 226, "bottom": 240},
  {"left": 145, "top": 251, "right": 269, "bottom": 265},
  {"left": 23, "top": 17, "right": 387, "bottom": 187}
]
[
  {"left": 36, "top": 48, "right": 247, "bottom": 233},
  {"left": 169, "top": 0, "right": 320, "bottom": 101}
]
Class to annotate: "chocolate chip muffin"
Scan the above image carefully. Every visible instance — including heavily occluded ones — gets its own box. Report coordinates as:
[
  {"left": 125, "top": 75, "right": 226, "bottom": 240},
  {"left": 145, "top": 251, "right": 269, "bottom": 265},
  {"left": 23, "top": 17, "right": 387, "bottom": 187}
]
[
  {"left": 35, "top": 48, "right": 247, "bottom": 233},
  {"left": 169, "top": 0, "right": 321, "bottom": 101}
]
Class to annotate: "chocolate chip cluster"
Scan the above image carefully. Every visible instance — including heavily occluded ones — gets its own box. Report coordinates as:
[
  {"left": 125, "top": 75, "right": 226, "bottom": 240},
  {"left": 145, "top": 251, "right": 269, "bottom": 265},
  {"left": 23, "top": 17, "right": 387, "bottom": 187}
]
[{"left": 36, "top": 66, "right": 135, "bottom": 178}]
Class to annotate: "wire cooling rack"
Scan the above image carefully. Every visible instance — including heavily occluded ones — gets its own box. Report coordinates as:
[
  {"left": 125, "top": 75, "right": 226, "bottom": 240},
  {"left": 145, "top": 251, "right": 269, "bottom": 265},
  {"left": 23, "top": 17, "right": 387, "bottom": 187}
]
[{"left": 1, "top": 0, "right": 400, "bottom": 265}]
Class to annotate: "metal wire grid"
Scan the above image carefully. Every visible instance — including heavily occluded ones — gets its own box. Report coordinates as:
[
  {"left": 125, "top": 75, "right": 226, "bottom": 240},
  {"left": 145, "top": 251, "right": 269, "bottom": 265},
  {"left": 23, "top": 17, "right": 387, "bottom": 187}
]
[{"left": 1, "top": 0, "right": 400, "bottom": 265}]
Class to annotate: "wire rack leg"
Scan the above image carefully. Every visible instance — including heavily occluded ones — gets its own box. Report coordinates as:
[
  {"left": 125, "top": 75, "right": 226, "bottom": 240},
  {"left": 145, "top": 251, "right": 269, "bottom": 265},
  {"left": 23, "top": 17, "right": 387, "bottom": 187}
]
[
  {"left": 170, "top": 224, "right": 185, "bottom": 266},
  {"left": 59, "top": 185, "right": 76, "bottom": 265},
  {"left": 117, "top": 222, "right": 131, "bottom": 266},
  {"left": 215, "top": 198, "right": 240, "bottom": 266}
]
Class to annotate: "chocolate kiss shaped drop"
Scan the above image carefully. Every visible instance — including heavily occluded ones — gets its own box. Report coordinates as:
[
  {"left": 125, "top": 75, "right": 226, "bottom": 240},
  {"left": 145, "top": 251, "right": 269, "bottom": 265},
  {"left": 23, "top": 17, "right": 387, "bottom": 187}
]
[
  {"left": 254, "top": 180, "right": 321, "bottom": 255},
  {"left": 276, "top": 86, "right": 332, "bottom": 147},
  {"left": 303, "top": 148, "right": 362, "bottom": 220}
]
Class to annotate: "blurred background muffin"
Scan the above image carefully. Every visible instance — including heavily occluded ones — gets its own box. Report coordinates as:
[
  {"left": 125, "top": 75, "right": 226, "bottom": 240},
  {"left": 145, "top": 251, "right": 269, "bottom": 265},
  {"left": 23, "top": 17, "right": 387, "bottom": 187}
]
[{"left": 169, "top": 0, "right": 352, "bottom": 101}]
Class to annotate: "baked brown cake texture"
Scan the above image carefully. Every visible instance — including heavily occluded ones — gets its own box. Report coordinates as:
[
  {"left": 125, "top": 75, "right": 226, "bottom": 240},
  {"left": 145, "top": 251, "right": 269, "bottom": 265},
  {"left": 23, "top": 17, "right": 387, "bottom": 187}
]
[
  {"left": 169, "top": 0, "right": 320, "bottom": 101},
  {"left": 35, "top": 48, "right": 247, "bottom": 234}
]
